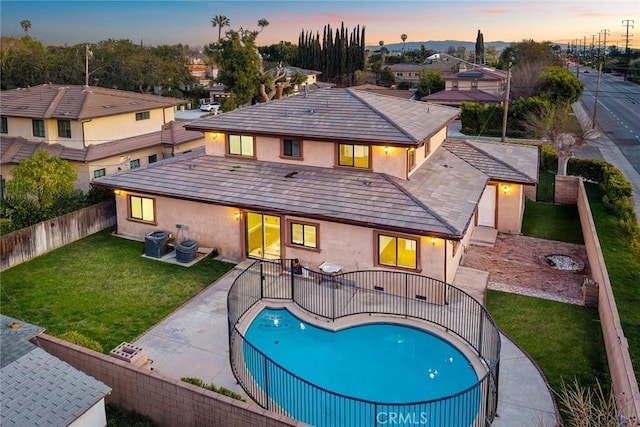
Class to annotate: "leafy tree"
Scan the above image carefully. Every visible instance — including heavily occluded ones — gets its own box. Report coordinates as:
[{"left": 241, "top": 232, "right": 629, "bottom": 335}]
[
  {"left": 475, "top": 30, "right": 484, "bottom": 64},
  {"left": 6, "top": 149, "right": 77, "bottom": 209},
  {"left": 539, "top": 66, "right": 584, "bottom": 104},
  {"left": 379, "top": 66, "right": 395, "bottom": 87},
  {"left": 0, "top": 36, "right": 48, "bottom": 89},
  {"left": 215, "top": 29, "right": 262, "bottom": 107},
  {"left": 485, "top": 45, "right": 499, "bottom": 65},
  {"left": 521, "top": 103, "right": 598, "bottom": 175},
  {"left": 259, "top": 41, "right": 297, "bottom": 65},
  {"left": 20, "top": 20, "right": 31, "bottom": 36},
  {"left": 416, "top": 69, "right": 444, "bottom": 97},
  {"left": 211, "top": 15, "right": 230, "bottom": 43}
]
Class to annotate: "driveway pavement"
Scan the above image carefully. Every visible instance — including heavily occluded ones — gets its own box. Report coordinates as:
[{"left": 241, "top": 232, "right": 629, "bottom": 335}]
[{"left": 133, "top": 261, "right": 559, "bottom": 426}]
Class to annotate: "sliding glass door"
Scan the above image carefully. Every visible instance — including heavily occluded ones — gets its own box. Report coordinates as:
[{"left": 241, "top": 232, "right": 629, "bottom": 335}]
[{"left": 246, "top": 212, "right": 281, "bottom": 260}]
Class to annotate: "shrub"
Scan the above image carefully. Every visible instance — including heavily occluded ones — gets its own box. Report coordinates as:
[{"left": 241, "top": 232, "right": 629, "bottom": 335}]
[
  {"left": 556, "top": 378, "right": 618, "bottom": 427},
  {"left": 106, "top": 404, "right": 157, "bottom": 427},
  {"left": 58, "top": 331, "right": 104, "bottom": 353},
  {"left": 181, "top": 377, "right": 245, "bottom": 401}
]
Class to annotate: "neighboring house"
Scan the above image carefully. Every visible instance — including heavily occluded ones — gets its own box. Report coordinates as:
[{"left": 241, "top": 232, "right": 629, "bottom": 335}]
[
  {"left": 0, "top": 120, "right": 205, "bottom": 192},
  {"left": 93, "top": 88, "right": 537, "bottom": 283},
  {"left": 0, "top": 84, "right": 202, "bottom": 192},
  {"left": 423, "top": 65, "right": 509, "bottom": 106},
  {"left": 388, "top": 63, "right": 428, "bottom": 84},
  {"left": 0, "top": 314, "right": 111, "bottom": 427}
]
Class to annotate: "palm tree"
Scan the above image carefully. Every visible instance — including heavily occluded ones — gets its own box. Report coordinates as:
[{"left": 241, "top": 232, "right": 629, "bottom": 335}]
[
  {"left": 257, "top": 18, "right": 270, "bottom": 33},
  {"left": 211, "top": 15, "right": 230, "bottom": 42},
  {"left": 379, "top": 40, "right": 385, "bottom": 65},
  {"left": 401, "top": 34, "right": 408, "bottom": 56},
  {"left": 20, "top": 20, "right": 31, "bottom": 37}
]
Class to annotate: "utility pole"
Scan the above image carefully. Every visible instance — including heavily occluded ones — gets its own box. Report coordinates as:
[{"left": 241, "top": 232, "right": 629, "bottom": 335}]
[
  {"left": 501, "top": 60, "right": 513, "bottom": 142},
  {"left": 600, "top": 29, "right": 610, "bottom": 71},
  {"left": 592, "top": 62, "right": 603, "bottom": 130},
  {"left": 591, "top": 34, "right": 596, "bottom": 65},
  {"left": 84, "top": 44, "right": 91, "bottom": 86},
  {"left": 622, "top": 20, "right": 635, "bottom": 81}
]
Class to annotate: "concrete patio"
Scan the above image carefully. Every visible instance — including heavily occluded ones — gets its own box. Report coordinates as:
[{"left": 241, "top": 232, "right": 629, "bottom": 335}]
[{"left": 133, "top": 261, "right": 559, "bottom": 427}]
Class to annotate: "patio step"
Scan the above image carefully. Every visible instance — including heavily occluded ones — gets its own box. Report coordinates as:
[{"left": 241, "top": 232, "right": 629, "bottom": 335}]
[{"left": 470, "top": 226, "right": 498, "bottom": 247}]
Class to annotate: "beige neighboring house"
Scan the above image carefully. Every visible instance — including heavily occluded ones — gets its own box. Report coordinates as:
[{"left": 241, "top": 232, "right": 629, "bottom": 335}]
[
  {"left": 0, "top": 84, "right": 206, "bottom": 192},
  {"left": 93, "top": 88, "right": 537, "bottom": 283},
  {"left": 388, "top": 63, "right": 429, "bottom": 84},
  {"left": 423, "top": 65, "right": 509, "bottom": 106}
]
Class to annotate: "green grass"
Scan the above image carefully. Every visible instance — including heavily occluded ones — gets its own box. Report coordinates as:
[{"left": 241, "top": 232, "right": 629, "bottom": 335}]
[
  {"left": 522, "top": 198, "right": 585, "bottom": 244},
  {"left": 487, "top": 290, "right": 609, "bottom": 394},
  {"left": 586, "top": 184, "right": 640, "bottom": 382},
  {"left": 0, "top": 228, "right": 234, "bottom": 351}
]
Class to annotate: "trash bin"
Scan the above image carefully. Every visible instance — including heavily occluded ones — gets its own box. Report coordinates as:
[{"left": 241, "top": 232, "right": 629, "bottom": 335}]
[
  {"left": 176, "top": 239, "right": 199, "bottom": 263},
  {"left": 144, "top": 231, "right": 170, "bottom": 258}
]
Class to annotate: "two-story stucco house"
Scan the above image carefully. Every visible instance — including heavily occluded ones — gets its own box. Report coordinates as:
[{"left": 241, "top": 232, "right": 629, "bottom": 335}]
[
  {"left": 93, "top": 88, "right": 537, "bottom": 283},
  {"left": 423, "top": 66, "right": 509, "bottom": 106},
  {"left": 0, "top": 84, "right": 205, "bottom": 192}
]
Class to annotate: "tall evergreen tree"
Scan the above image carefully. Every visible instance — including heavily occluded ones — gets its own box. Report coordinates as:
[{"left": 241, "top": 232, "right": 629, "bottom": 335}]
[{"left": 475, "top": 30, "right": 485, "bottom": 64}]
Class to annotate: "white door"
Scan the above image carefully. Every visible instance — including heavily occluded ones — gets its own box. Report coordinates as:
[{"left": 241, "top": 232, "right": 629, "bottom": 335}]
[{"left": 478, "top": 185, "right": 496, "bottom": 227}]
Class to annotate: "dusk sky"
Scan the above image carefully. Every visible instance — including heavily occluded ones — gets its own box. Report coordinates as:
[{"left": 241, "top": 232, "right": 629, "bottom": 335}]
[{"left": 1, "top": 1, "right": 638, "bottom": 49}]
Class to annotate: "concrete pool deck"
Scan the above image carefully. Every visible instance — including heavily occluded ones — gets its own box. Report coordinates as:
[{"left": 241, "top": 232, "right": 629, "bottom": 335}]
[{"left": 134, "top": 262, "right": 559, "bottom": 426}]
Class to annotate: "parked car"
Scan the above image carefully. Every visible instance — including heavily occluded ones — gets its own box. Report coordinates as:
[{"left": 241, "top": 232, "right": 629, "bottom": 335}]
[{"left": 200, "top": 102, "right": 221, "bottom": 113}]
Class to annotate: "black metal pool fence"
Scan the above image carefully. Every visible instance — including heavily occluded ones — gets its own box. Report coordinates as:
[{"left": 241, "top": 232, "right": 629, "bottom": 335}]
[{"left": 228, "top": 260, "right": 501, "bottom": 427}]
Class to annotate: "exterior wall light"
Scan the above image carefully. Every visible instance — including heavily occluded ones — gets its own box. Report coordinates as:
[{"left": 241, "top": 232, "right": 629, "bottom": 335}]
[
  {"left": 383, "top": 146, "right": 390, "bottom": 155},
  {"left": 502, "top": 185, "right": 509, "bottom": 194},
  {"left": 431, "top": 237, "right": 437, "bottom": 246},
  {"left": 114, "top": 189, "right": 122, "bottom": 196},
  {"left": 234, "top": 211, "right": 241, "bottom": 221}
]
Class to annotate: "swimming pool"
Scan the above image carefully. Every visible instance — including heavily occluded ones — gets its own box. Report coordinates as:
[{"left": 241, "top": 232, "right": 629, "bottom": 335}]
[{"left": 243, "top": 307, "right": 481, "bottom": 426}]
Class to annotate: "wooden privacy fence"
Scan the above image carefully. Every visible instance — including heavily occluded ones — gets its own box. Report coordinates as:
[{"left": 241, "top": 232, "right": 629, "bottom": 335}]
[{"left": 0, "top": 200, "right": 116, "bottom": 271}]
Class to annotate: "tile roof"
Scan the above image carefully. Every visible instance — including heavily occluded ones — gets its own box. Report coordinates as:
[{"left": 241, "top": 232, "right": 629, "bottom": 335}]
[
  {"left": 351, "top": 85, "right": 417, "bottom": 99},
  {"left": 1, "top": 84, "right": 185, "bottom": 120},
  {"left": 93, "top": 138, "right": 538, "bottom": 239},
  {"left": 443, "top": 139, "right": 538, "bottom": 184},
  {"left": 0, "top": 121, "right": 203, "bottom": 164},
  {"left": 0, "top": 315, "right": 111, "bottom": 426},
  {"left": 422, "top": 90, "right": 502, "bottom": 103},
  {"left": 444, "top": 68, "right": 509, "bottom": 81},
  {"left": 186, "top": 88, "right": 459, "bottom": 145}
]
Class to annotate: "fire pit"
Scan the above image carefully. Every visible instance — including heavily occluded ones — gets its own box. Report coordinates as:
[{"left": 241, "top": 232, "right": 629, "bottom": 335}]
[{"left": 543, "top": 254, "right": 583, "bottom": 272}]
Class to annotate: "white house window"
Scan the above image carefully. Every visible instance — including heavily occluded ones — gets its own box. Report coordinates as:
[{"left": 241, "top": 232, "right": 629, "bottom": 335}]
[
  {"left": 130, "top": 159, "right": 140, "bottom": 169},
  {"left": 93, "top": 168, "right": 106, "bottom": 178},
  {"left": 0, "top": 117, "right": 7, "bottom": 134}
]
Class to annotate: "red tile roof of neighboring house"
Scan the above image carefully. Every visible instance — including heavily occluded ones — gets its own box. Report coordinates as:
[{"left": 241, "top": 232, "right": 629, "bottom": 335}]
[{"left": 0, "top": 84, "right": 185, "bottom": 120}]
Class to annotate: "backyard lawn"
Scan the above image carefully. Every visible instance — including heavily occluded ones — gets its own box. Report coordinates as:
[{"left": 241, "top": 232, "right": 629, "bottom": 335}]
[
  {"left": 522, "top": 198, "right": 584, "bottom": 244},
  {"left": 487, "top": 291, "right": 609, "bottom": 394},
  {"left": 0, "top": 228, "right": 234, "bottom": 352}
]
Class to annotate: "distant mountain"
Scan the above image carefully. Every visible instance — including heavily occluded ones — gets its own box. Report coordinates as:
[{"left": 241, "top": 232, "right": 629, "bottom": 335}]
[{"left": 367, "top": 40, "right": 512, "bottom": 53}]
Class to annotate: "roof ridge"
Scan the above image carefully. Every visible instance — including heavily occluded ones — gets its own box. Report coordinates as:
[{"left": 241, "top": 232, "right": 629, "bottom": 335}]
[
  {"left": 380, "top": 173, "right": 459, "bottom": 235},
  {"left": 43, "top": 86, "right": 68, "bottom": 118},
  {"left": 347, "top": 89, "right": 419, "bottom": 143},
  {"left": 451, "top": 139, "right": 534, "bottom": 182}
]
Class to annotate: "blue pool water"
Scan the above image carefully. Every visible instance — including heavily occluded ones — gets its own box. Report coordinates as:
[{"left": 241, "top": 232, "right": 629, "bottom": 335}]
[{"left": 243, "top": 308, "right": 480, "bottom": 426}]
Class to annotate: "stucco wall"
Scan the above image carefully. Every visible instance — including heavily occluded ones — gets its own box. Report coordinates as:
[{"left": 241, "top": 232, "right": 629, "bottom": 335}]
[
  {"left": 84, "top": 108, "right": 175, "bottom": 145},
  {"left": 495, "top": 181, "right": 525, "bottom": 234},
  {"left": 68, "top": 399, "right": 107, "bottom": 427},
  {"left": 115, "top": 193, "right": 243, "bottom": 260},
  {"left": 36, "top": 334, "right": 302, "bottom": 427},
  {"left": 574, "top": 178, "right": 640, "bottom": 424},
  {"left": 203, "top": 131, "right": 452, "bottom": 182}
]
